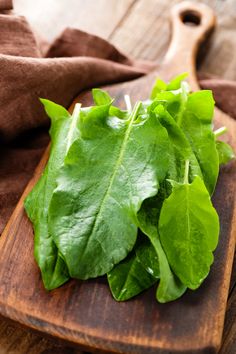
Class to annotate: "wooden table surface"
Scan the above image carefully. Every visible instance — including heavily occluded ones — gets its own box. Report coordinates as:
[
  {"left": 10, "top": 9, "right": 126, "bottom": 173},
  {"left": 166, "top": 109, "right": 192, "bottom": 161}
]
[{"left": 0, "top": 0, "right": 235, "bottom": 353}]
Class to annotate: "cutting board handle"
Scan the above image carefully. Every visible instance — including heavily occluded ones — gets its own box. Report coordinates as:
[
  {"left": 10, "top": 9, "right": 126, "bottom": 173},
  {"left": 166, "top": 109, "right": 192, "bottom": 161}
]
[{"left": 162, "top": 1, "right": 216, "bottom": 90}]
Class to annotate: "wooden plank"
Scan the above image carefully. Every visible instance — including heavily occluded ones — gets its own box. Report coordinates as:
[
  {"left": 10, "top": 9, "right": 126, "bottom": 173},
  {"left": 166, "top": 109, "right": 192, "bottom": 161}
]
[
  {"left": 219, "top": 284, "right": 236, "bottom": 354},
  {"left": 0, "top": 316, "right": 83, "bottom": 354},
  {"left": 14, "top": 0, "right": 136, "bottom": 41},
  {"left": 110, "top": 0, "right": 236, "bottom": 80}
]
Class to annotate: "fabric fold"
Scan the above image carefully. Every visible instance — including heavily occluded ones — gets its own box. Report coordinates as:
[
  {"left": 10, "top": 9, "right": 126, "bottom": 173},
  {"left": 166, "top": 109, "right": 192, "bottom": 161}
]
[
  {"left": 0, "top": 54, "right": 146, "bottom": 140},
  {"left": 0, "top": 0, "right": 12, "bottom": 11}
]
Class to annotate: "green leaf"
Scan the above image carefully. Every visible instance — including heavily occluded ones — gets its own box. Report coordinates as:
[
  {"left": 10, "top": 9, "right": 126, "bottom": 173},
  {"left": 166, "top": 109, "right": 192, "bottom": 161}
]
[
  {"left": 150, "top": 73, "right": 188, "bottom": 102},
  {"left": 154, "top": 104, "right": 203, "bottom": 183},
  {"left": 92, "top": 88, "right": 128, "bottom": 118},
  {"left": 150, "top": 78, "right": 167, "bottom": 99},
  {"left": 135, "top": 235, "right": 160, "bottom": 279},
  {"left": 149, "top": 91, "right": 180, "bottom": 119},
  {"left": 24, "top": 76, "right": 234, "bottom": 303},
  {"left": 159, "top": 175, "right": 219, "bottom": 290},
  {"left": 137, "top": 102, "right": 204, "bottom": 302},
  {"left": 138, "top": 193, "right": 186, "bottom": 303},
  {"left": 24, "top": 99, "right": 81, "bottom": 290},
  {"left": 152, "top": 87, "right": 219, "bottom": 194},
  {"left": 166, "top": 72, "right": 188, "bottom": 91},
  {"left": 107, "top": 249, "right": 157, "bottom": 301},
  {"left": 39, "top": 98, "right": 69, "bottom": 122},
  {"left": 92, "top": 88, "right": 113, "bottom": 106},
  {"left": 110, "top": 105, "right": 128, "bottom": 119},
  {"left": 186, "top": 91, "right": 215, "bottom": 122},
  {"left": 79, "top": 103, "right": 111, "bottom": 139},
  {"left": 216, "top": 140, "right": 235, "bottom": 165},
  {"left": 179, "top": 91, "right": 219, "bottom": 194},
  {"left": 25, "top": 165, "right": 69, "bottom": 290},
  {"left": 48, "top": 103, "right": 170, "bottom": 279}
]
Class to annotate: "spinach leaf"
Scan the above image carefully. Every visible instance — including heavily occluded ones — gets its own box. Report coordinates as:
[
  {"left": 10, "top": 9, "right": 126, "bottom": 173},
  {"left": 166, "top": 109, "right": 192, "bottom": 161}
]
[
  {"left": 150, "top": 73, "right": 187, "bottom": 100},
  {"left": 135, "top": 235, "right": 160, "bottom": 279},
  {"left": 166, "top": 73, "right": 188, "bottom": 91},
  {"left": 108, "top": 221, "right": 160, "bottom": 302},
  {"left": 24, "top": 99, "right": 81, "bottom": 290},
  {"left": 154, "top": 104, "right": 202, "bottom": 183},
  {"left": 159, "top": 168, "right": 219, "bottom": 290},
  {"left": 93, "top": 88, "right": 128, "bottom": 118},
  {"left": 179, "top": 91, "right": 219, "bottom": 194},
  {"left": 216, "top": 140, "right": 235, "bottom": 165},
  {"left": 138, "top": 193, "right": 187, "bottom": 303},
  {"left": 92, "top": 88, "right": 112, "bottom": 105},
  {"left": 24, "top": 75, "right": 234, "bottom": 303},
  {"left": 107, "top": 248, "right": 157, "bottom": 301},
  {"left": 48, "top": 104, "right": 170, "bottom": 279},
  {"left": 150, "top": 78, "right": 167, "bottom": 99},
  {"left": 136, "top": 102, "right": 205, "bottom": 302},
  {"left": 149, "top": 92, "right": 181, "bottom": 119},
  {"left": 151, "top": 80, "right": 219, "bottom": 195}
]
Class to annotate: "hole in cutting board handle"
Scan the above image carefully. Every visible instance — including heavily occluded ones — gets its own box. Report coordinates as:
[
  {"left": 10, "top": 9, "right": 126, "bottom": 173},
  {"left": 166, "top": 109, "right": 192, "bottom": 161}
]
[{"left": 180, "top": 10, "right": 201, "bottom": 26}]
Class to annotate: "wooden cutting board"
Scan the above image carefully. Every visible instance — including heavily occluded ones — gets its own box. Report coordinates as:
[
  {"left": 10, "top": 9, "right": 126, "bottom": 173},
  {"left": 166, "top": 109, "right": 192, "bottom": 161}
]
[{"left": 0, "top": 2, "right": 235, "bottom": 353}]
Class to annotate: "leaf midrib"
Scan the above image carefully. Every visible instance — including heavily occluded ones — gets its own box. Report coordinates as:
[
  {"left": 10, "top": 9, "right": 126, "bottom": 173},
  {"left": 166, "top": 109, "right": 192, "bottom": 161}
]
[
  {"left": 81, "top": 103, "right": 141, "bottom": 260},
  {"left": 184, "top": 184, "right": 194, "bottom": 285},
  {"left": 66, "top": 104, "right": 81, "bottom": 153}
]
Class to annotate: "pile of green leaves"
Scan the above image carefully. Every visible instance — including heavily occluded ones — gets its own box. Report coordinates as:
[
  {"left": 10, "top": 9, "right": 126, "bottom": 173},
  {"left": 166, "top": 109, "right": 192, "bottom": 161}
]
[{"left": 25, "top": 74, "right": 235, "bottom": 303}]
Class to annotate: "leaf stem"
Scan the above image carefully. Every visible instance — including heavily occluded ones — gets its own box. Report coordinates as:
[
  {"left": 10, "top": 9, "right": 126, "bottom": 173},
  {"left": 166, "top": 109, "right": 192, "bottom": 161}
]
[
  {"left": 214, "top": 126, "right": 227, "bottom": 138},
  {"left": 176, "top": 81, "right": 189, "bottom": 126},
  {"left": 66, "top": 103, "right": 81, "bottom": 153},
  {"left": 124, "top": 95, "right": 132, "bottom": 113},
  {"left": 184, "top": 159, "right": 190, "bottom": 184},
  {"left": 130, "top": 101, "right": 142, "bottom": 122}
]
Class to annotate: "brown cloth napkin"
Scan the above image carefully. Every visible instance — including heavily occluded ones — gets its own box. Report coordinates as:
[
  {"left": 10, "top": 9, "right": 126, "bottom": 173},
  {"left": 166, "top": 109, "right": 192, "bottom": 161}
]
[
  {"left": 0, "top": 0, "right": 12, "bottom": 11},
  {"left": 0, "top": 4, "right": 235, "bottom": 234}
]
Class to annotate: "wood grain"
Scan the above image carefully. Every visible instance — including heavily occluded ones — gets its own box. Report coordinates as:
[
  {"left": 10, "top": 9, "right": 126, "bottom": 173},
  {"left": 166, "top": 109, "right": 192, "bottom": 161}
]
[
  {"left": 220, "top": 284, "right": 236, "bottom": 354},
  {"left": 110, "top": 0, "right": 236, "bottom": 81},
  {"left": 1, "top": 0, "right": 235, "bottom": 353},
  {"left": 0, "top": 317, "right": 82, "bottom": 354},
  {"left": 14, "top": 0, "right": 136, "bottom": 41}
]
